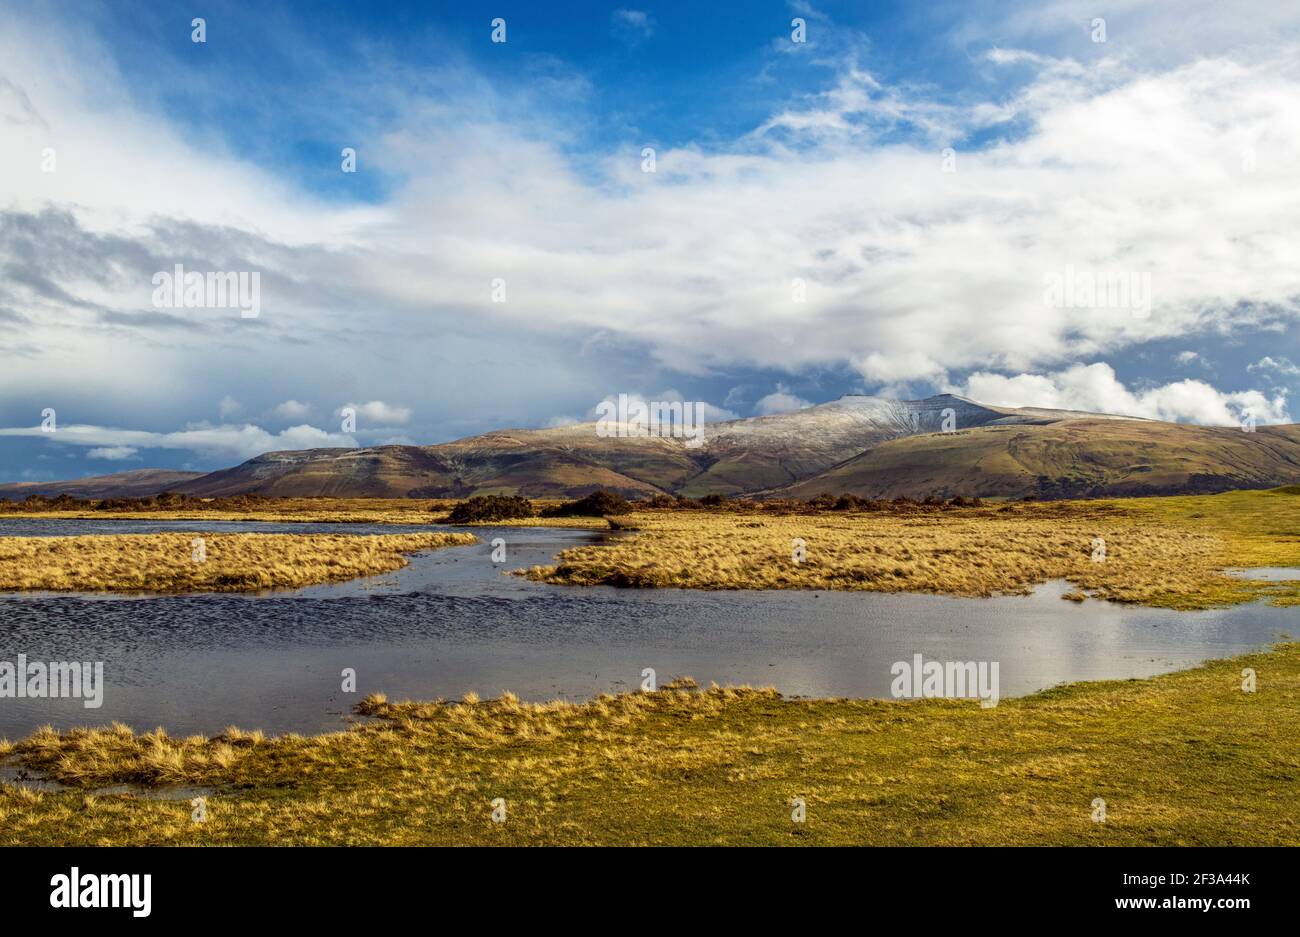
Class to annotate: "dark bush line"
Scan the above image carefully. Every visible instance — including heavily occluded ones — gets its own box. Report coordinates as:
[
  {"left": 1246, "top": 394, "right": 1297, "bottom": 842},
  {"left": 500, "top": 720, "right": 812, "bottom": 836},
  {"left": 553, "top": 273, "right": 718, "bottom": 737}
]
[
  {"left": 540, "top": 490, "right": 632, "bottom": 517},
  {"left": 441, "top": 490, "right": 636, "bottom": 522},
  {"left": 3, "top": 486, "right": 987, "bottom": 518},
  {"left": 444, "top": 495, "right": 536, "bottom": 523},
  {"left": 640, "top": 492, "right": 985, "bottom": 514},
  {"left": 0, "top": 492, "right": 274, "bottom": 512},
  {"left": 438, "top": 488, "right": 987, "bottom": 521}
]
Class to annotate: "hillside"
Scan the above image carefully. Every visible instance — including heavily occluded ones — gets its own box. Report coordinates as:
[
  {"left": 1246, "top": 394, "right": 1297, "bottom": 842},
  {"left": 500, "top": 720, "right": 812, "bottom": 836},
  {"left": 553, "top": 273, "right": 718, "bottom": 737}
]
[
  {"left": 5, "top": 395, "right": 1299, "bottom": 501},
  {"left": 0, "top": 469, "right": 204, "bottom": 500},
  {"left": 168, "top": 394, "right": 1055, "bottom": 499},
  {"left": 775, "top": 419, "right": 1300, "bottom": 499}
]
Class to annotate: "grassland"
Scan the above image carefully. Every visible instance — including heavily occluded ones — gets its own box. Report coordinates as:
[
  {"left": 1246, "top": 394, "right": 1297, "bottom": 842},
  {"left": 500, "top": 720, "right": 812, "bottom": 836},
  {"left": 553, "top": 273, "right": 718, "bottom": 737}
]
[
  {"left": 5, "top": 489, "right": 1296, "bottom": 605},
  {"left": 0, "top": 531, "right": 476, "bottom": 593},
  {"left": 2, "top": 643, "right": 1297, "bottom": 845},
  {"left": 523, "top": 488, "right": 1300, "bottom": 609}
]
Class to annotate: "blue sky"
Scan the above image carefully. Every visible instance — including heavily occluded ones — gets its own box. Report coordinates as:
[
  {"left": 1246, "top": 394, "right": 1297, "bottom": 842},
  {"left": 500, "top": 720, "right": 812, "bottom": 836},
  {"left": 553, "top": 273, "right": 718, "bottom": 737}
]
[
  {"left": 1, "top": 0, "right": 1298, "bottom": 480},
  {"left": 85, "top": 1, "right": 1011, "bottom": 199}
]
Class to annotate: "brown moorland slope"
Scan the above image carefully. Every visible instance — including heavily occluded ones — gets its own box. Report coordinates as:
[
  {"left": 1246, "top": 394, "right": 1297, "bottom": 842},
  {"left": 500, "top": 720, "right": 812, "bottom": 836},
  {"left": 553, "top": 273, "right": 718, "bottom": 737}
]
[
  {"left": 775, "top": 420, "right": 1300, "bottom": 500},
  {"left": 4, "top": 396, "right": 1298, "bottom": 501}
]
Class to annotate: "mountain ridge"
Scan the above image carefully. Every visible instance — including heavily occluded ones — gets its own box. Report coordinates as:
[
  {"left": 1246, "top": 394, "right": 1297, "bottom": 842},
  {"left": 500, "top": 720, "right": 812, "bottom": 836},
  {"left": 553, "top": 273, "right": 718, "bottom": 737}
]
[{"left": 3, "top": 395, "right": 1296, "bottom": 501}]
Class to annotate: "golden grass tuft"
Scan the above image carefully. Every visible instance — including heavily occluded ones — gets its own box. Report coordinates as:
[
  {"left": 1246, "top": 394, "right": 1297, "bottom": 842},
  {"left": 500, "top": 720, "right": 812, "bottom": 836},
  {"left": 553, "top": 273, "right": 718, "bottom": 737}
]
[
  {"left": 0, "top": 531, "right": 476, "bottom": 593},
  {"left": 520, "top": 491, "right": 1300, "bottom": 609}
]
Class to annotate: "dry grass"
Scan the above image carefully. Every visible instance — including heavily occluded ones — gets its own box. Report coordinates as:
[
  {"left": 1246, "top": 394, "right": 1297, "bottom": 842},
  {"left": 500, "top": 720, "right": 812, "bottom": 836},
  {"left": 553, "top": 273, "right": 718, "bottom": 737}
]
[
  {"left": 1119, "top": 488, "right": 1300, "bottom": 604},
  {"left": 522, "top": 490, "right": 1300, "bottom": 609},
  {"left": 0, "top": 532, "right": 476, "bottom": 592},
  {"left": 2, "top": 645, "right": 1298, "bottom": 845}
]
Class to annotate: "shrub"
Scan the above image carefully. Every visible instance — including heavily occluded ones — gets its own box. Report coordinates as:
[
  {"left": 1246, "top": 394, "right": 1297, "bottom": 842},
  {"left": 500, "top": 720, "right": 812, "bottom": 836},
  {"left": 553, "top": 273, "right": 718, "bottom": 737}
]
[
  {"left": 541, "top": 490, "right": 632, "bottom": 517},
  {"left": 445, "top": 495, "right": 535, "bottom": 523}
]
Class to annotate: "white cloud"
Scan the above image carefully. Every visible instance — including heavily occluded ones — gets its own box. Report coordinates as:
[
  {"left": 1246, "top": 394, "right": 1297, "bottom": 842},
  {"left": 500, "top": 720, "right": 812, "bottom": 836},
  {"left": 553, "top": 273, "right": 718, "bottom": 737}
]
[
  {"left": 339, "top": 401, "right": 412, "bottom": 426},
  {"left": 0, "top": 16, "right": 379, "bottom": 247},
  {"left": 1248, "top": 356, "right": 1300, "bottom": 378},
  {"left": 87, "top": 446, "right": 137, "bottom": 460},
  {"left": 218, "top": 396, "right": 243, "bottom": 419},
  {"left": 0, "top": 423, "right": 357, "bottom": 461},
  {"left": 611, "top": 9, "right": 654, "bottom": 40},
  {"left": 348, "top": 48, "right": 1300, "bottom": 388},
  {"left": 723, "top": 386, "right": 749, "bottom": 409},
  {"left": 959, "top": 363, "right": 1290, "bottom": 426},
  {"left": 754, "top": 384, "right": 814, "bottom": 415},
  {"left": 698, "top": 402, "right": 740, "bottom": 423},
  {"left": 953, "top": 0, "right": 1300, "bottom": 69},
  {"left": 756, "top": 65, "right": 1013, "bottom": 143},
  {"left": 269, "top": 400, "right": 312, "bottom": 420}
]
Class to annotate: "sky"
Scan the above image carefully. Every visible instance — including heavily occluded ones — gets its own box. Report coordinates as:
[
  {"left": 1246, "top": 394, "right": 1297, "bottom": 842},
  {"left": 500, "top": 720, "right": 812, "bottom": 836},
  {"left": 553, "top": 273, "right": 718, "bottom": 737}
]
[{"left": 1, "top": 0, "right": 1298, "bottom": 481}]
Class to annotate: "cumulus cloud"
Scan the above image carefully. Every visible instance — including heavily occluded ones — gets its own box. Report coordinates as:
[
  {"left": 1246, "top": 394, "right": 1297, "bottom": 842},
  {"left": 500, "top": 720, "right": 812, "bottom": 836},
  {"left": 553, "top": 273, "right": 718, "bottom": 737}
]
[
  {"left": 754, "top": 384, "right": 814, "bottom": 415},
  {"left": 959, "top": 363, "right": 1290, "bottom": 426},
  {"left": 339, "top": 402, "right": 412, "bottom": 426},
  {"left": 269, "top": 400, "right": 311, "bottom": 421}
]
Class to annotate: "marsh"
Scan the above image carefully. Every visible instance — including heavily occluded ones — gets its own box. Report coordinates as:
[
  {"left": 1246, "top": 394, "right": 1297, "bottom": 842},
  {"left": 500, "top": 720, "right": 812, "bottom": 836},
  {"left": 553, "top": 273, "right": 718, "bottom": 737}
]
[{"left": 0, "top": 517, "right": 1292, "bottom": 738}]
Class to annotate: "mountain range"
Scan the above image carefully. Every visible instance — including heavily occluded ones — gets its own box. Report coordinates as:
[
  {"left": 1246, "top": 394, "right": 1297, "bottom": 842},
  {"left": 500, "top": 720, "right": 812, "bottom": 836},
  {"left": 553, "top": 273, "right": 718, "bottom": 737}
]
[{"left": 4, "top": 394, "right": 1300, "bottom": 501}]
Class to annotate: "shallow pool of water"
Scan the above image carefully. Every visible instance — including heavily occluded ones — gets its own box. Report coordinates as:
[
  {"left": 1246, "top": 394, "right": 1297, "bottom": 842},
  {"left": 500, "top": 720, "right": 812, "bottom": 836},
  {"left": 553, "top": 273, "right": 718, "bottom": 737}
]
[
  {"left": 0, "top": 517, "right": 1293, "bottom": 738},
  {"left": 1225, "top": 567, "right": 1300, "bottom": 582}
]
